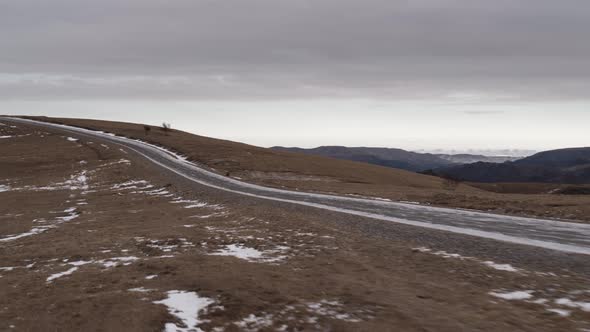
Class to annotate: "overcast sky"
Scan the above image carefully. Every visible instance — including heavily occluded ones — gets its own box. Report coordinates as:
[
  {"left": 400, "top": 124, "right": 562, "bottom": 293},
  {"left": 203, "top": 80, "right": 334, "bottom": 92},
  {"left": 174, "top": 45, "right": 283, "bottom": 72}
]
[{"left": 1, "top": 0, "right": 589, "bottom": 152}]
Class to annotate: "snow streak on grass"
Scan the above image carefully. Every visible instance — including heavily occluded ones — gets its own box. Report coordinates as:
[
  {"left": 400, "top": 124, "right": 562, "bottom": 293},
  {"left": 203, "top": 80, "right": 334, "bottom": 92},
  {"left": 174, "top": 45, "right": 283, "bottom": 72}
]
[
  {"left": 414, "top": 247, "right": 522, "bottom": 273},
  {"left": 0, "top": 207, "right": 79, "bottom": 242},
  {"left": 489, "top": 290, "right": 534, "bottom": 300},
  {"left": 46, "top": 267, "right": 78, "bottom": 282}
]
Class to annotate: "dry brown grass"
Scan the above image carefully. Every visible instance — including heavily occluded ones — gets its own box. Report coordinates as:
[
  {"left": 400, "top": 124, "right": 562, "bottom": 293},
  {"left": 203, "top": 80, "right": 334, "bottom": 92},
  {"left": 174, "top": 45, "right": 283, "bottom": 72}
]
[{"left": 20, "top": 116, "right": 590, "bottom": 223}]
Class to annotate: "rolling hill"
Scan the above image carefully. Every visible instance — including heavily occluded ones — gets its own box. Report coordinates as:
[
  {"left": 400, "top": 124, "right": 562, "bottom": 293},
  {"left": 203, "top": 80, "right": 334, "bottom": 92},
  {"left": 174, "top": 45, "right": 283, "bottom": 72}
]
[
  {"left": 430, "top": 147, "right": 590, "bottom": 184},
  {"left": 272, "top": 146, "right": 519, "bottom": 172}
]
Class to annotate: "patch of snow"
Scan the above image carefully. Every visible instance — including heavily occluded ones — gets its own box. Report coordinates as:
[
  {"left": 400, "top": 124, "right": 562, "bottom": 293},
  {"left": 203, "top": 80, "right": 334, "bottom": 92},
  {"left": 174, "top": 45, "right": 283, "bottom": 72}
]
[
  {"left": 489, "top": 290, "right": 534, "bottom": 300},
  {"left": 68, "top": 260, "right": 92, "bottom": 266},
  {"left": 211, "top": 244, "right": 263, "bottom": 261},
  {"left": 295, "top": 232, "right": 316, "bottom": 237},
  {"left": 0, "top": 226, "right": 52, "bottom": 242},
  {"left": 154, "top": 255, "right": 176, "bottom": 259},
  {"left": 305, "top": 300, "right": 362, "bottom": 322},
  {"left": 129, "top": 287, "right": 154, "bottom": 293},
  {"left": 146, "top": 275, "right": 158, "bottom": 280},
  {"left": 153, "top": 290, "right": 214, "bottom": 332},
  {"left": 147, "top": 243, "right": 178, "bottom": 252},
  {"left": 66, "top": 137, "right": 79, "bottom": 142},
  {"left": 530, "top": 298, "right": 548, "bottom": 305},
  {"left": 547, "top": 308, "right": 571, "bottom": 317},
  {"left": 143, "top": 188, "right": 171, "bottom": 196},
  {"left": 0, "top": 267, "right": 15, "bottom": 271},
  {"left": 99, "top": 256, "right": 140, "bottom": 268},
  {"left": 0, "top": 135, "right": 13, "bottom": 139},
  {"left": 0, "top": 185, "right": 10, "bottom": 192},
  {"left": 210, "top": 244, "right": 288, "bottom": 263},
  {"left": 555, "top": 298, "right": 590, "bottom": 312},
  {"left": 184, "top": 203, "right": 208, "bottom": 209},
  {"left": 235, "top": 313, "right": 275, "bottom": 331},
  {"left": 230, "top": 299, "right": 367, "bottom": 330},
  {"left": 55, "top": 208, "right": 79, "bottom": 222},
  {"left": 483, "top": 261, "right": 519, "bottom": 272},
  {"left": 416, "top": 247, "right": 521, "bottom": 273},
  {"left": 47, "top": 267, "right": 78, "bottom": 282},
  {"left": 111, "top": 180, "right": 152, "bottom": 190},
  {"left": 63, "top": 171, "right": 89, "bottom": 191}
]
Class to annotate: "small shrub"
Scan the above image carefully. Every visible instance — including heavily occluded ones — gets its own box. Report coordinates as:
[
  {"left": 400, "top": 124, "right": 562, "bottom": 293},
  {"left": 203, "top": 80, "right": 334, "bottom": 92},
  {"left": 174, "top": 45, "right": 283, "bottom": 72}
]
[{"left": 161, "top": 122, "right": 172, "bottom": 135}]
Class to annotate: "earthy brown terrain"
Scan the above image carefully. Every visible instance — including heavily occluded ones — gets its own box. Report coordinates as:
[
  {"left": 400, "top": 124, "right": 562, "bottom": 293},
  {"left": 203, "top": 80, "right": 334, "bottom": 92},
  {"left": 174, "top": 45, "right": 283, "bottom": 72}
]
[
  {"left": 1, "top": 119, "right": 589, "bottom": 331},
  {"left": 19, "top": 116, "right": 590, "bottom": 223}
]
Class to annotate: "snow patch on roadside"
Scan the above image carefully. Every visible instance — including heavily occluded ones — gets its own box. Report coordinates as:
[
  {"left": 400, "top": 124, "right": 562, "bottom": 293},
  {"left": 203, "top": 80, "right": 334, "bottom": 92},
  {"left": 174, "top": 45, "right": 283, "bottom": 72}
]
[
  {"left": 66, "top": 137, "right": 79, "bottom": 142},
  {"left": 0, "top": 185, "right": 10, "bottom": 192},
  {"left": 488, "top": 288, "right": 590, "bottom": 318},
  {"left": 154, "top": 290, "right": 214, "bottom": 332},
  {"left": 414, "top": 247, "right": 523, "bottom": 273}
]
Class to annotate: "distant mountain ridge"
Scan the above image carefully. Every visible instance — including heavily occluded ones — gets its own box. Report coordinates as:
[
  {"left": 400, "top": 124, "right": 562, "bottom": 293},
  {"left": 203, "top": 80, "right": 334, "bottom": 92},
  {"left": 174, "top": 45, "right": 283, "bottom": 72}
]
[
  {"left": 435, "top": 154, "right": 520, "bottom": 164},
  {"left": 430, "top": 147, "right": 590, "bottom": 184},
  {"left": 271, "top": 146, "right": 520, "bottom": 172}
]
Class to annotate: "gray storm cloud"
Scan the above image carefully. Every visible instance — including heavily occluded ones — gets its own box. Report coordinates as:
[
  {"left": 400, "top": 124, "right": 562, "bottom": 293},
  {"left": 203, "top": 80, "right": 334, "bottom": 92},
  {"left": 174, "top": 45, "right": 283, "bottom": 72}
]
[{"left": 1, "top": 0, "right": 589, "bottom": 100}]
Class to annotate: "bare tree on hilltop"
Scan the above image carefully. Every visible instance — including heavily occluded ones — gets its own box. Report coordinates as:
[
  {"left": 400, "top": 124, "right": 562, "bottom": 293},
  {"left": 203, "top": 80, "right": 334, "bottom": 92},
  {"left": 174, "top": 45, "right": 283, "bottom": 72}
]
[{"left": 161, "top": 122, "right": 172, "bottom": 135}]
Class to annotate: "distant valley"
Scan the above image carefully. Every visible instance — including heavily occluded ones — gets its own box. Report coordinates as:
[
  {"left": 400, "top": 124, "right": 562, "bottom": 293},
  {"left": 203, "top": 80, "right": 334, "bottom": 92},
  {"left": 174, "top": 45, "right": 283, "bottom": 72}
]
[
  {"left": 431, "top": 147, "right": 590, "bottom": 184},
  {"left": 271, "top": 146, "right": 522, "bottom": 172},
  {"left": 273, "top": 146, "right": 590, "bottom": 185}
]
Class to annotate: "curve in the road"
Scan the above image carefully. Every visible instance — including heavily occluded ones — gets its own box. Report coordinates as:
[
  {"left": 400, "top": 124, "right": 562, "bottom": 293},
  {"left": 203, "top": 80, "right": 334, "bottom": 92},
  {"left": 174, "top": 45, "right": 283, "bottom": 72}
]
[{"left": 4, "top": 117, "right": 590, "bottom": 255}]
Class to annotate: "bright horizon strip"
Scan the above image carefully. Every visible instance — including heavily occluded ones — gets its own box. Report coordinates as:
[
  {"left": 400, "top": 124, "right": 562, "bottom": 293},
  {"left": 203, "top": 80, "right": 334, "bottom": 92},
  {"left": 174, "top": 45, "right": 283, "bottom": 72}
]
[{"left": 2, "top": 99, "right": 589, "bottom": 152}]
